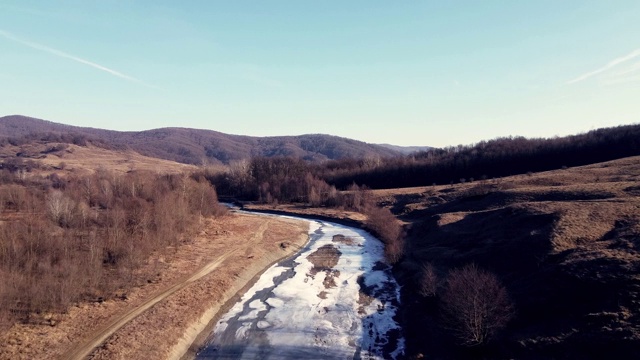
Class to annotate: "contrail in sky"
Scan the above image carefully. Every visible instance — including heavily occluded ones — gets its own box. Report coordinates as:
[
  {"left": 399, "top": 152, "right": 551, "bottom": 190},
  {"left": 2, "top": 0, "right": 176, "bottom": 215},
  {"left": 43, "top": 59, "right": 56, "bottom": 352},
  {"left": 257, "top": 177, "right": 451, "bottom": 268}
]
[
  {"left": 567, "top": 48, "right": 640, "bottom": 84},
  {"left": 0, "top": 29, "right": 159, "bottom": 89}
]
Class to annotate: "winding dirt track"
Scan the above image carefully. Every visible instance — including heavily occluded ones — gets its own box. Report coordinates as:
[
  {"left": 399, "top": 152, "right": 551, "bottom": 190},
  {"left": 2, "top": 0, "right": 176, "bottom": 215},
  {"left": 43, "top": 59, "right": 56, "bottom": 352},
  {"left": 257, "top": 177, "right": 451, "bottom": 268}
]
[
  {"left": 61, "top": 219, "right": 274, "bottom": 360},
  {"left": 61, "top": 250, "right": 239, "bottom": 360}
]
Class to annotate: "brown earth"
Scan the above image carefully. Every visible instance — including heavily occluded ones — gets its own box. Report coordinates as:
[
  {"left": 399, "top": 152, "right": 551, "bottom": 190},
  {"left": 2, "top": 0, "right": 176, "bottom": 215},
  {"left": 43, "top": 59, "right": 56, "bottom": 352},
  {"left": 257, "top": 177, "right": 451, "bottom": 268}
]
[
  {"left": 333, "top": 234, "right": 358, "bottom": 246},
  {"left": 307, "top": 244, "right": 342, "bottom": 275},
  {"left": 0, "top": 212, "right": 309, "bottom": 360},
  {"left": 306, "top": 244, "right": 342, "bottom": 297}
]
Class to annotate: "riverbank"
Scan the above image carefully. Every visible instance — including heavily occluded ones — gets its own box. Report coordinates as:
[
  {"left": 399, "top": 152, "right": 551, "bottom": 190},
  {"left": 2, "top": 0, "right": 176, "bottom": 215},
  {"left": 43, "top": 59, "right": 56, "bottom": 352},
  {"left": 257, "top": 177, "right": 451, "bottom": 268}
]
[
  {"left": 0, "top": 212, "right": 309, "bottom": 360},
  {"left": 241, "top": 203, "right": 369, "bottom": 227}
]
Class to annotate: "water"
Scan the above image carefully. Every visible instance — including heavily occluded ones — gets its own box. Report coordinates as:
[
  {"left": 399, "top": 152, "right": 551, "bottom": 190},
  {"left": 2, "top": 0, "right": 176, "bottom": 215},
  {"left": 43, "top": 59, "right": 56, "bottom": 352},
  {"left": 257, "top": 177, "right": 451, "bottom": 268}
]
[{"left": 196, "top": 216, "right": 404, "bottom": 360}]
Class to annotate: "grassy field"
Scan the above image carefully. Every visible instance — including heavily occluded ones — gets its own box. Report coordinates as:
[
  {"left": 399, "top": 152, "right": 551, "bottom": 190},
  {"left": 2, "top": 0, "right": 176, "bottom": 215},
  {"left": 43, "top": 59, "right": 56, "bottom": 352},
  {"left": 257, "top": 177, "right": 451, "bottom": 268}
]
[{"left": 0, "top": 142, "right": 197, "bottom": 175}]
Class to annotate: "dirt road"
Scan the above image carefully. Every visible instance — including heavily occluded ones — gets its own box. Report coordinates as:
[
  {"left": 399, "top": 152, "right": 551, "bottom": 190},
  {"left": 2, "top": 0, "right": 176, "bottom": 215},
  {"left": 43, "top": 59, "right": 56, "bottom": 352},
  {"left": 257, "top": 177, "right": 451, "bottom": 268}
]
[
  {"left": 0, "top": 213, "right": 309, "bottom": 360},
  {"left": 61, "top": 247, "right": 241, "bottom": 360}
]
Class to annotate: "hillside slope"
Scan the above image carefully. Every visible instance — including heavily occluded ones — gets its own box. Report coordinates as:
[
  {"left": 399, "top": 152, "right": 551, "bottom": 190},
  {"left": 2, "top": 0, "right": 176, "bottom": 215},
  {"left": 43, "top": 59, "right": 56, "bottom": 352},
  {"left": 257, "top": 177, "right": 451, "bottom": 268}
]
[
  {"left": 377, "top": 143, "right": 432, "bottom": 154},
  {"left": 0, "top": 115, "right": 402, "bottom": 164},
  {"left": 0, "top": 140, "right": 195, "bottom": 175},
  {"left": 371, "top": 157, "right": 640, "bottom": 359}
]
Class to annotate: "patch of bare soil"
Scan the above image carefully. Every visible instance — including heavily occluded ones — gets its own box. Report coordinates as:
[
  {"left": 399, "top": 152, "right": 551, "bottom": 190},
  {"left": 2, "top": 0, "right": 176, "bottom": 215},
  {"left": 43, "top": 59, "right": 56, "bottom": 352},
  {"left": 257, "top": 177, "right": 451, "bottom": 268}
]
[
  {"left": 307, "top": 244, "right": 342, "bottom": 275},
  {"left": 333, "top": 234, "right": 358, "bottom": 246},
  {"left": 323, "top": 270, "right": 341, "bottom": 289},
  {"left": 306, "top": 244, "right": 343, "bottom": 296},
  {"left": 357, "top": 292, "right": 375, "bottom": 315},
  {"left": 0, "top": 212, "right": 308, "bottom": 360}
]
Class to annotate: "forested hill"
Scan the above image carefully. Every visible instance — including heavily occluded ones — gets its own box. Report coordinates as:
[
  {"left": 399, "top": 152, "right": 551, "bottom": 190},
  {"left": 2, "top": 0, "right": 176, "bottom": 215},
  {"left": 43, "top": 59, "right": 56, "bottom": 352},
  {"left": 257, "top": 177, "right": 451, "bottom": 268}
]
[
  {"left": 322, "top": 123, "right": 640, "bottom": 189},
  {"left": 0, "top": 115, "right": 402, "bottom": 165}
]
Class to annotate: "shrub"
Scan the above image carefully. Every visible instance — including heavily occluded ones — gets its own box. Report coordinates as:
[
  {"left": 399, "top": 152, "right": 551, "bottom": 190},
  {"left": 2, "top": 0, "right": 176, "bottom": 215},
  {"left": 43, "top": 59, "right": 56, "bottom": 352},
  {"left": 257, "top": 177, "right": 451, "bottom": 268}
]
[
  {"left": 364, "top": 205, "right": 404, "bottom": 264},
  {"left": 0, "top": 169, "right": 226, "bottom": 327},
  {"left": 419, "top": 262, "right": 439, "bottom": 297},
  {"left": 440, "top": 264, "right": 514, "bottom": 346}
]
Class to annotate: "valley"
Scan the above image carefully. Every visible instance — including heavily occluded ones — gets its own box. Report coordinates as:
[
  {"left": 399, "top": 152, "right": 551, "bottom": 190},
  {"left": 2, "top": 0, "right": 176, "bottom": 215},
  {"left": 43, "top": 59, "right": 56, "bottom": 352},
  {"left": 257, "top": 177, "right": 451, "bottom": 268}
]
[
  {"left": 3, "top": 3, "right": 639, "bottom": 359},
  {"left": 0, "top": 116, "right": 639, "bottom": 359}
]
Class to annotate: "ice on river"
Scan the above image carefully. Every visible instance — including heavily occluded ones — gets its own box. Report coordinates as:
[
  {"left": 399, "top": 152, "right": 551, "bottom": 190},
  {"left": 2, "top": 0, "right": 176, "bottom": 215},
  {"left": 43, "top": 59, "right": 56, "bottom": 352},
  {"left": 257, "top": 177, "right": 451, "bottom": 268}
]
[{"left": 199, "top": 219, "right": 404, "bottom": 359}]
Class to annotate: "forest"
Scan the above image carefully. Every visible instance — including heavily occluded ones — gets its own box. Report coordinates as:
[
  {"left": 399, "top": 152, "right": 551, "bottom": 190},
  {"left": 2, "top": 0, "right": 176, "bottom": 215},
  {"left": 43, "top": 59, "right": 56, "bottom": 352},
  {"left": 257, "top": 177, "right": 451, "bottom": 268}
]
[
  {"left": 322, "top": 123, "right": 640, "bottom": 189},
  {"left": 204, "top": 123, "right": 640, "bottom": 201},
  {"left": 0, "top": 165, "right": 225, "bottom": 329}
]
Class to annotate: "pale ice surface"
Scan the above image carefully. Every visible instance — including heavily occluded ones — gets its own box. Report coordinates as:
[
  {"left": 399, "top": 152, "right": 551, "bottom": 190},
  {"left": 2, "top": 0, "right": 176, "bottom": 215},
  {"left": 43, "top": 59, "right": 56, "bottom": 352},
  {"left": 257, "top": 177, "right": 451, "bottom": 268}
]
[{"left": 199, "top": 217, "right": 404, "bottom": 359}]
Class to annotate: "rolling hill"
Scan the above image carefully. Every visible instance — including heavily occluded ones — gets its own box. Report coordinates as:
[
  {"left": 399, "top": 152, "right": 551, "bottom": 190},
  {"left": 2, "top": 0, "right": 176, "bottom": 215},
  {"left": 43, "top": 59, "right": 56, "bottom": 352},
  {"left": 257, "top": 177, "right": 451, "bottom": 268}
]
[
  {"left": 0, "top": 115, "right": 403, "bottom": 165},
  {"left": 377, "top": 143, "right": 432, "bottom": 154}
]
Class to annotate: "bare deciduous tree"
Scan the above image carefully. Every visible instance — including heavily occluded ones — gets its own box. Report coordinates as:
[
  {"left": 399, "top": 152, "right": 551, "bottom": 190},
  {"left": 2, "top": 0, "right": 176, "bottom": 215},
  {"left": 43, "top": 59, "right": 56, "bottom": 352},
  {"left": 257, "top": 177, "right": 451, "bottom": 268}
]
[
  {"left": 365, "top": 206, "right": 404, "bottom": 264},
  {"left": 440, "top": 264, "right": 514, "bottom": 347},
  {"left": 0, "top": 169, "right": 225, "bottom": 328},
  {"left": 46, "top": 190, "right": 75, "bottom": 226},
  {"left": 419, "top": 262, "right": 438, "bottom": 297}
]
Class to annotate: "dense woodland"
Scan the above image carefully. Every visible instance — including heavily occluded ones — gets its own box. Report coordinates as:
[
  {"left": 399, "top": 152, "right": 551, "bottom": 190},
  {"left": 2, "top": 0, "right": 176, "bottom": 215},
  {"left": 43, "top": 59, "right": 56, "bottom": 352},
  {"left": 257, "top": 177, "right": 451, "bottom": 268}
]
[
  {"left": 322, "top": 123, "right": 640, "bottom": 189},
  {"left": 0, "top": 166, "right": 225, "bottom": 329},
  {"left": 203, "top": 124, "right": 640, "bottom": 202}
]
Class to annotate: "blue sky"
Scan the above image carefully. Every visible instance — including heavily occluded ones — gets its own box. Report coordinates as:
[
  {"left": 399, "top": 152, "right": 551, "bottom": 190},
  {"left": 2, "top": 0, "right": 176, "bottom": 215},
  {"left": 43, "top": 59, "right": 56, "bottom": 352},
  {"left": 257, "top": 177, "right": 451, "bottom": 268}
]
[{"left": 1, "top": 1, "right": 639, "bottom": 147}]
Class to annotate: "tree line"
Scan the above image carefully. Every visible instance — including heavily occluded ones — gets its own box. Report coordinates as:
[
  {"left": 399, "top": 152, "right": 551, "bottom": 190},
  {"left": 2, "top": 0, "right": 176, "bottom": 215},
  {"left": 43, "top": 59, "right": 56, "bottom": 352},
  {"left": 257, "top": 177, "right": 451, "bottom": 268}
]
[
  {"left": 199, "top": 157, "right": 405, "bottom": 263},
  {"left": 203, "top": 124, "right": 640, "bottom": 195},
  {"left": 322, "top": 124, "right": 640, "bottom": 189}
]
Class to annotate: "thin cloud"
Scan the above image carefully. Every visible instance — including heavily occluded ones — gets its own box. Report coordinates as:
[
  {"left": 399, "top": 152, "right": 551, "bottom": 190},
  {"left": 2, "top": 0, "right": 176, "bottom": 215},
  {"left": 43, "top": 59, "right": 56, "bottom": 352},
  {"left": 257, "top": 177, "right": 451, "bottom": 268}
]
[
  {"left": 604, "top": 73, "right": 640, "bottom": 85},
  {"left": 612, "top": 60, "right": 640, "bottom": 77},
  {"left": 0, "top": 29, "right": 159, "bottom": 89},
  {"left": 567, "top": 48, "right": 640, "bottom": 84}
]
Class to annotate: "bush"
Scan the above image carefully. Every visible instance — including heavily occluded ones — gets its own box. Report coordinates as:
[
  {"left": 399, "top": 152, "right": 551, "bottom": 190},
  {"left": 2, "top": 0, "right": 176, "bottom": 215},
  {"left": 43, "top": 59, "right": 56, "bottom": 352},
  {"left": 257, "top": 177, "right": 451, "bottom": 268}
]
[
  {"left": 419, "top": 262, "right": 439, "bottom": 297},
  {"left": 364, "top": 205, "right": 404, "bottom": 264},
  {"left": 0, "top": 170, "right": 226, "bottom": 327},
  {"left": 440, "top": 264, "right": 514, "bottom": 346}
]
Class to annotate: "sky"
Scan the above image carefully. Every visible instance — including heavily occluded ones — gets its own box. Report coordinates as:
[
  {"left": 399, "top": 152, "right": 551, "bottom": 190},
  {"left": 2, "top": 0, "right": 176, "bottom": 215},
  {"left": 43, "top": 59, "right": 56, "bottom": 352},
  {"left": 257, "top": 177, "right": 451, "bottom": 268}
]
[{"left": 1, "top": 1, "right": 639, "bottom": 147}]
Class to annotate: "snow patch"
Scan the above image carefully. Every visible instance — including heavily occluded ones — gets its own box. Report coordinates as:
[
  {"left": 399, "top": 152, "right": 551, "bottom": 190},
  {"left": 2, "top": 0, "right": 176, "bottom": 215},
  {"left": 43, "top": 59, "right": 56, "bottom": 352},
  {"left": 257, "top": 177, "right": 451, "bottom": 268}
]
[{"left": 208, "top": 219, "right": 404, "bottom": 359}]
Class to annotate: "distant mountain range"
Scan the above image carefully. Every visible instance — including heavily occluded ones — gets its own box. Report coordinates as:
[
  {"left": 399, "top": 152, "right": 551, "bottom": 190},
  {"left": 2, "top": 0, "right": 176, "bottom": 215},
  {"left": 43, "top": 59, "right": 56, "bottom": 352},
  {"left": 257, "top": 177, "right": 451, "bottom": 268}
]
[
  {"left": 0, "top": 115, "right": 424, "bottom": 165},
  {"left": 377, "top": 143, "right": 432, "bottom": 154}
]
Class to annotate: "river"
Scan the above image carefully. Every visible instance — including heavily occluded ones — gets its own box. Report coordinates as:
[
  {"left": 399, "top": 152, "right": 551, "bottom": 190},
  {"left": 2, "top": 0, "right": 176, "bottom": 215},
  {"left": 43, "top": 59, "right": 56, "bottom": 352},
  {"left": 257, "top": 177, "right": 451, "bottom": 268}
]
[{"left": 195, "top": 212, "right": 404, "bottom": 359}]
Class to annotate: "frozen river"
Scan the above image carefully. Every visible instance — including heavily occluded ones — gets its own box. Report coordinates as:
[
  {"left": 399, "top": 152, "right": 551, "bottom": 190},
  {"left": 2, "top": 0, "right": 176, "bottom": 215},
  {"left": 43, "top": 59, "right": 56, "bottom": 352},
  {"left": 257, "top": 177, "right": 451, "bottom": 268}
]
[{"left": 195, "top": 215, "right": 404, "bottom": 359}]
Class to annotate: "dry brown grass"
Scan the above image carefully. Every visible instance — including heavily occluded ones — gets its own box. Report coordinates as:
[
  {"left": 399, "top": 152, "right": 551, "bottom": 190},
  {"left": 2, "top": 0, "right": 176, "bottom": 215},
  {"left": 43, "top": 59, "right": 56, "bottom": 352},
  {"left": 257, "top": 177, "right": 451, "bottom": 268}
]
[
  {"left": 1, "top": 142, "right": 196, "bottom": 177},
  {"left": 42, "top": 144, "right": 197, "bottom": 175},
  {"left": 0, "top": 212, "right": 308, "bottom": 360},
  {"left": 365, "top": 156, "right": 640, "bottom": 359}
]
